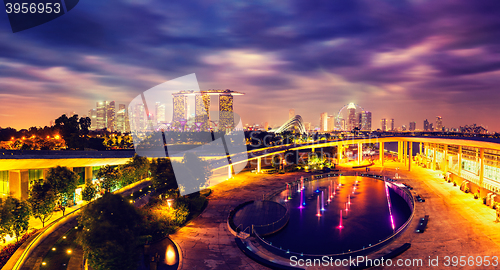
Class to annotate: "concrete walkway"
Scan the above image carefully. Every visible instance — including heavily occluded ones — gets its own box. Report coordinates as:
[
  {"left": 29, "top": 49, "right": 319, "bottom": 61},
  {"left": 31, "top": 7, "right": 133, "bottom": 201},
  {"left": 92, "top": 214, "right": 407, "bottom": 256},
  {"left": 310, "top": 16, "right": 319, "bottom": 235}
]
[{"left": 170, "top": 162, "right": 500, "bottom": 270}]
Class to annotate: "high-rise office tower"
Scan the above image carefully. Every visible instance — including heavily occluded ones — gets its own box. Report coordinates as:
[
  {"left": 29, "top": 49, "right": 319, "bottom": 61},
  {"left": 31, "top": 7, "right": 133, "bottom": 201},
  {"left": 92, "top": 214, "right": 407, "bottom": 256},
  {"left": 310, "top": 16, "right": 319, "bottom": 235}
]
[
  {"left": 423, "top": 119, "right": 430, "bottom": 131},
  {"left": 357, "top": 111, "right": 372, "bottom": 131},
  {"left": 327, "top": 115, "right": 335, "bottom": 131},
  {"left": 381, "top": 118, "right": 387, "bottom": 132},
  {"left": 436, "top": 116, "right": 443, "bottom": 132},
  {"left": 347, "top": 103, "right": 356, "bottom": 131},
  {"left": 96, "top": 102, "right": 106, "bottom": 130},
  {"left": 116, "top": 104, "right": 127, "bottom": 133},
  {"left": 320, "top": 112, "right": 328, "bottom": 132},
  {"left": 334, "top": 115, "right": 344, "bottom": 131},
  {"left": 172, "top": 92, "right": 189, "bottom": 126},
  {"left": 289, "top": 109, "right": 295, "bottom": 119},
  {"left": 155, "top": 102, "right": 166, "bottom": 125},
  {"left": 106, "top": 101, "right": 116, "bottom": 131},
  {"left": 390, "top": 118, "right": 395, "bottom": 131},
  {"left": 409, "top": 121, "right": 416, "bottom": 131}
]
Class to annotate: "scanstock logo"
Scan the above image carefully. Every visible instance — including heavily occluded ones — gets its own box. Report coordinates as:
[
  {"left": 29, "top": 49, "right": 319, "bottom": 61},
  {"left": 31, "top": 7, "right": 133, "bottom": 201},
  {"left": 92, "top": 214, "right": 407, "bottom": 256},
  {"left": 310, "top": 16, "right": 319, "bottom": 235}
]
[
  {"left": 4, "top": 0, "right": 79, "bottom": 33},
  {"left": 128, "top": 74, "right": 248, "bottom": 196}
]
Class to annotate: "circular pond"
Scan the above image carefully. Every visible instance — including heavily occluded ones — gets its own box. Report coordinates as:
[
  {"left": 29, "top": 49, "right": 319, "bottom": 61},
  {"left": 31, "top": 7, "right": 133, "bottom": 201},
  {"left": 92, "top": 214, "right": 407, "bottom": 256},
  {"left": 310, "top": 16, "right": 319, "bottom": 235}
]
[{"left": 259, "top": 176, "right": 412, "bottom": 256}]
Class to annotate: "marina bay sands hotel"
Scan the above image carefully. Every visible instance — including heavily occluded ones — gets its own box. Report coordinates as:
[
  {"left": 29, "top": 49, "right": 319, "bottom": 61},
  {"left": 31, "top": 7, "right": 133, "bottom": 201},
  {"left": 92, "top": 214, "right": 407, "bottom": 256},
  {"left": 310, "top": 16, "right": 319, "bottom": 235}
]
[{"left": 171, "top": 89, "right": 244, "bottom": 131}]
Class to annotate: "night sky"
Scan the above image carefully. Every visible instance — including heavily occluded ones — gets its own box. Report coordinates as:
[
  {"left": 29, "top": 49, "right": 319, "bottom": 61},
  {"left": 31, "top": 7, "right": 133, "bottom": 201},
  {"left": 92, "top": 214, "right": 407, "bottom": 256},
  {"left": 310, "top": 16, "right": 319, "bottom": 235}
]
[{"left": 1, "top": 0, "right": 500, "bottom": 131}]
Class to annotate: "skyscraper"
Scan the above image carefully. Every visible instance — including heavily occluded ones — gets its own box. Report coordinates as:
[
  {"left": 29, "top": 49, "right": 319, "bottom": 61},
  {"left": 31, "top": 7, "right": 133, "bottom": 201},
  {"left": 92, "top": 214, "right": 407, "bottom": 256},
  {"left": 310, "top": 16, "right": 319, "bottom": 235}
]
[
  {"left": 155, "top": 102, "right": 166, "bottom": 125},
  {"left": 320, "top": 112, "right": 328, "bottom": 132},
  {"left": 289, "top": 109, "right": 295, "bottom": 119},
  {"left": 409, "top": 121, "right": 416, "bottom": 131},
  {"left": 335, "top": 115, "right": 344, "bottom": 131},
  {"left": 116, "top": 104, "right": 127, "bottom": 133},
  {"left": 436, "top": 116, "right": 443, "bottom": 132},
  {"left": 380, "top": 118, "right": 387, "bottom": 132},
  {"left": 423, "top": 119, "right": 430, "bottom": 131},
  {"left": 390, "top": 118, "right": 395, "bottom": 131},
  {"left": 347, "top": 103, "right": 356, "bottom": 131},
  {"left": 357, "top": 111, "right": 372, "bottom": 131},
  {"left": 327, "top": 115, "right": 335, "bottom": 131},
  {"left": 106, "top": 101, "right": 116, "bottom": 131},
  {"left": 172, "top": 91, "right": 189, "bottom": 126},
  {"left": 96, "top": 102, "right": 106, "bottom": 130}
]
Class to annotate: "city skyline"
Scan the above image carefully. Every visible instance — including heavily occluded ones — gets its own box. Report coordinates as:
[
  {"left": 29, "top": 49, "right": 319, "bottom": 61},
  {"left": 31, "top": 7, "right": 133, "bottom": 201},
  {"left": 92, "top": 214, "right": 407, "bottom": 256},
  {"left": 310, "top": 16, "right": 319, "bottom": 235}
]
[{"left": 2, "top": 1, "right": 500, "bottom": 132}]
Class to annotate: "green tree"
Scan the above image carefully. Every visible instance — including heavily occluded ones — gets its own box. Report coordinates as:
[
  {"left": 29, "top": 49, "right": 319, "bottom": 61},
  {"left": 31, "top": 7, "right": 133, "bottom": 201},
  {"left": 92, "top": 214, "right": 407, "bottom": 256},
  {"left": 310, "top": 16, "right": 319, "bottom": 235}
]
[
  {"left": 28, "top": 180, "right": 57, "bottom": 227},
  {"left": 46, "top": 166, "right": 79, "bottom": 216},
  {"left": 0, "top": 198, "right": 14, "bottom": 242},
  {"left": 97, "top": 165, "right": 122, "bottom": 193},
  {"left": 9, "top": 197, "right": 30, "bottom": 241},
  {"left": 129, "top": 154, "right": 149, "bottom": 180},
  {"left": 179, "top": 152, "right": 212, "bottom": 194},
  {"left": 150, "top": 158, "right": 176, "bottom": 191},
  {"left": 77, "top": 193, "right": 141, "bottom": 270},
  {"left": 82, "top": 184, "right": 97, "bottom": 202}
]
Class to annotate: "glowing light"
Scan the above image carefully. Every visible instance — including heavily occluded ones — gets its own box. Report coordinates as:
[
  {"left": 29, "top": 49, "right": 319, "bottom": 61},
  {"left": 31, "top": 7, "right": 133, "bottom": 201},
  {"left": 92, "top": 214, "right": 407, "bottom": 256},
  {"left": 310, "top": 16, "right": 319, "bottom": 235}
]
[
  {"left": 338, "top": 210, "right": 344, "bottom": 229},
  {"left": 166, "top": 244, "right": 177, "bottom": 265},
  {"left": 62, "top": 236, "right": 66, "bottom": 239},
  {"left": 316, "top": 196, "right": 321, "bottom": 217},
  {"left": 167, "top": 199, "right": 173, "bottom": 208},
  {"left": 321, "top": 191, "right": 325, "bottom": 211},
  {"left": 55, "top": 135, "right": 60, "bottom": 139},
  {"left": 21, "top": 136, "right": 25, "bottom": 140},
  {"left": 10, "top": 137, "right": 14, "bottom": 140},
  {"left": 67, "top": 249, "right": 72, "bottom": 254},
  {"left": 52, "top": 247, "right": 56, "bottom": 251},
  {"left": 42, "top": 262, "right": 46, "bottom": 266},
  {"left": 384, "top": 182, "right": 396, "bottom": 231}
]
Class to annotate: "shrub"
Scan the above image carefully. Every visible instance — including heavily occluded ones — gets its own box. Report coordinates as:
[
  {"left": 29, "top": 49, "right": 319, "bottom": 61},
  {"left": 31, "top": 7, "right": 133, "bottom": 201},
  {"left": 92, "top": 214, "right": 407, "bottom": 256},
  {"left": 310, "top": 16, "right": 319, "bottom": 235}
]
[
  {"left": 474, "top": 193, "right": 479, "bottom": 199},
  {"left": 464, "top": 187, "right": 470, "bottom": 193},
  {"left": 453, "top": 181, "right": 457, "bottom": 186},
  {"left": 0, "top": 230, "right": 38, "bottom": 268}
]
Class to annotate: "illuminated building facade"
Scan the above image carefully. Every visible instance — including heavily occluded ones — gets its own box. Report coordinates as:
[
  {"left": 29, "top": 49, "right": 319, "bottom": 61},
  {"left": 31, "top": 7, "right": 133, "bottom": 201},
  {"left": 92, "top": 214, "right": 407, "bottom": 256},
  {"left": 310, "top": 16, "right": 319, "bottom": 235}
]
[
  {"left": 171, "top": 89, "right": 243, "bottom": 132},
  {"left": 320, "top": 112, "right": 328, "bottom": 132},
  {"left": 155, "top": 102, "right": 166, "bottom": 125},
  {"left": 106, "top": 101, "right": 116, "bottom": 131},
  {"left": 195, "top": 93, "right": 210, "bottom": 131},
  {"left": 172, "top": 91, "right": 190, "bottom": 128},
  {"left": 96, "top": 102, "right": 106, "bottom": 129},
  {"left": 381, "top": 118, "right": 387, "bottom": 132},
  {"left": 436, "top": 116, "right": 443, "bottom": 132},
  {"left": 116, "top": 104, "right": 128, "bottom": 133},
  {"left": 424, "top": 119, "right": 430, "bottom": 131},
  {"left": 409, "top": 121, "right": 416, "bottom": 131},
  {"left": 347, "top": 103, "right": 356, "bottom": 131},
  {"left": 357, "top": 111, "right": 372, "bottom": 131}
]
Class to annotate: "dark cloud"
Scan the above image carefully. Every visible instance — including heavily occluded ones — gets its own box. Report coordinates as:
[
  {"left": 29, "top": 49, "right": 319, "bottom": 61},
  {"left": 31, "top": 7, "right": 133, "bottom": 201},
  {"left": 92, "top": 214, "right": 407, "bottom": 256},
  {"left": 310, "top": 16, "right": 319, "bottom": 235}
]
[{"left": 1, "top": 0, "right": 500, "bottom": 130}]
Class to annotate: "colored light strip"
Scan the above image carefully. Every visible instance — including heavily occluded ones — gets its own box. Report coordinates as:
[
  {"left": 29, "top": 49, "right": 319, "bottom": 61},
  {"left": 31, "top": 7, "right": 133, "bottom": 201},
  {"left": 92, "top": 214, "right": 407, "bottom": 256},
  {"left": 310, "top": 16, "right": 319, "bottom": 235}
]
[{"left": 384, "top": 181, "right": 396, "bottom": 231}]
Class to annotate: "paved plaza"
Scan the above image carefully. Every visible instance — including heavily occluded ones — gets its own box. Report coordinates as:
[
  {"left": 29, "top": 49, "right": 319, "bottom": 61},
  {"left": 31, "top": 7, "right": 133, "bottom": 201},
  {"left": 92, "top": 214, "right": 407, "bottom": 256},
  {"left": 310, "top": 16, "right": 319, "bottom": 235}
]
[{"left": 171, "top": 160, "right": 500, "bottom": 270}]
